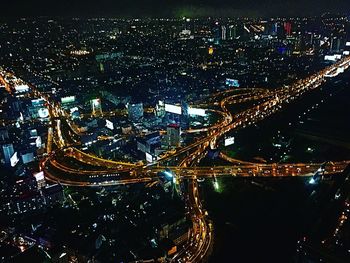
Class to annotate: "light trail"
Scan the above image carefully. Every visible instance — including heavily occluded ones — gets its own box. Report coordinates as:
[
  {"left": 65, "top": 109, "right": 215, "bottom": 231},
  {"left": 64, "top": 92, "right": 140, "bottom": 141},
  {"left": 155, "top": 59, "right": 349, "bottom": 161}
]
[{"left": 3, "top": 55, "right": 350, "bottom": 263}]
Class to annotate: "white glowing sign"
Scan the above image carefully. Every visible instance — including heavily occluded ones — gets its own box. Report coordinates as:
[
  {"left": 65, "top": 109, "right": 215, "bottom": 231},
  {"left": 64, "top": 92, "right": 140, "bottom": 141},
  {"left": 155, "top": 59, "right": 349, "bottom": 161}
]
[
  {"left": 34, "top": 171, "right": 45, "bottom": 181},
  {"left": 10, "top": 152, "right": 19, "bottom": 167},
  {"left": 15, "top": 84, "right": 30, "bottom": 93},
  {"left": 224, "top": 137, "right": 235, "bottom": 146},
  {"left": 188, "top": 107, "right": 207, "bottom": 117},
  {"left": 105, "top": 120, "right": 114, "bottom": 130},
  {"left": 324, "top": 55, "right": 341, "bottom": 61},
  {"left": 146, "top": 152, "right": 153, "bottom": 163},
  {"left": 70, "top": 107, "right": 79, "bottom": 113},
  {"left": 61, "top": 96, "right": 76, "bottom": 104},
  {"left": 38, "top": 108, "right": 49, "bottom": 118},
  {"left": 165, "top": 104, "right": 182, "bottom": 115}
]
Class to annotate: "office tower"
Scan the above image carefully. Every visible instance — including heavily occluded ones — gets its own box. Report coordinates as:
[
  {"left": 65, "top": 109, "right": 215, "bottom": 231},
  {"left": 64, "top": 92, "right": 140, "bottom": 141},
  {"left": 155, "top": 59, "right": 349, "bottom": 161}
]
[
  {"left": 156, "top": 101, "right": 166, "bottom": 117},
  {"left": 180, "top": 101, "right": 190, "bottom": 129},
  {"left": 221, "top": 25, "right": 227, "bottom": 40},
  {"left": 0, "top": 129, "right": 9, "bottom": 141},
  {"left": 91, "top": 98, "right": 103, "bottom": 117},
  {"left": 213, "top": 22, "right": 221, "bottom": 44},
  {"left": 229, "top": 25, "right": 237, "bottom": 40},
  {"left": 167, "top": 124, "right": 181, "bottom": 147},
  {"left": 284, "top": 22, "right": 292, "bottom": 36},
  {"left": 128, "top": 103, "right": 144, "bottom": 122},
  {"left": 272, "top": 22, "right": 279, "bottom": 35},
  {"left": 2, "top": 143, "right": 14, "bottom": 164}
]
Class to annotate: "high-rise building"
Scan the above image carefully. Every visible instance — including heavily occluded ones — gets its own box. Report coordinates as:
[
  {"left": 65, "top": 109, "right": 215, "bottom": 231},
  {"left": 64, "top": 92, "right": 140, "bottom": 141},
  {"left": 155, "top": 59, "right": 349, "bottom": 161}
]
[
  {"left": 213, "top": 22, "right": 221, "bottom": 44},
  {"left": 221, "top": 25, "right": 227, "bottom": 40},
  {"left": 167, "top": 124, "right": 181, "bottom": 147},
  {"left": 272, "top": 22, "right": 279, "bottom": 35},
  {"left": 91, "top": 98, "right": 103, "bottom": 117},
  {"left": 329, "top": 37, "right": 342, "bottom": 52},
  {"left": 2, "top": 143, "right": 14, "bottom": 164},
  {"left": 0, "top": 129, "right": 9, "bottom": 141},
  {"left": 21, "top": 152, "right": 35, "bottom": 164},
  {"left": 156, "top": 101, "right": 166, "bottom": 117},
  {"left": 180, "top": 101, "right": 190, "bottom": 129},
  {"left": 228, "top": 25, "right": 237, "bottom": 40},
  {"left": 128, "top": 103, "right": 144, "bottom": 122},
  {"left": 336, "top": 38, "right": 341, "bottom": 52},
  {"left": 284, "top": 22, "right": 292, "bottom": 36}
]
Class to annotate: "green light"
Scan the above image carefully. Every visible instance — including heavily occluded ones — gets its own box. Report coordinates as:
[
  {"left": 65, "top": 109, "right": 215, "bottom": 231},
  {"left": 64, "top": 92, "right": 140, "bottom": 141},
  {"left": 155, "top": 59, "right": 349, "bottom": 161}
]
[{"left": 214, "top": 181, "right": 219, "bottom": 191}]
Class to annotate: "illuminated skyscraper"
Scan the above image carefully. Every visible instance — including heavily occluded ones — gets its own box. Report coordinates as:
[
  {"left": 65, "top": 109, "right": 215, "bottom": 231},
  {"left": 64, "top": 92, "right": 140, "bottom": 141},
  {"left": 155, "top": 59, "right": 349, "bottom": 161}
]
[
  {"left": 221, "top": 25, "right": 227, "bottom": 40},
  {"left": 128, "top": 102, "right": 144, "bottom": 122},
  {"left": 272, "top": 22, "right": 279, "bottom": 35},
  {"left": 2, "top": 143, "right": 14, "bottom": 164},
  {"left": 213, "top": 21, "right": 221, "bottom": 44},
  {"left": 284, "top": 22, "right": 292, "bottom": 36},
  {"left": 229, "top": 25, "right": 237, "bottom": 40},
  {"left": 167, "top": 124, "right": 181, "bottom": 147},
  {"left": 91, "top": 98, "right": 102, "bottom": 117}
]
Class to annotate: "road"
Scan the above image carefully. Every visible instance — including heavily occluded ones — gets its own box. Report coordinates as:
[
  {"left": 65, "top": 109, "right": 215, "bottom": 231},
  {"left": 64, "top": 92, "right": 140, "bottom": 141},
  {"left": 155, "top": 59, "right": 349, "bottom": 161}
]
[{"left": 2, "top": 55, "right": 350, "bottom": 262}]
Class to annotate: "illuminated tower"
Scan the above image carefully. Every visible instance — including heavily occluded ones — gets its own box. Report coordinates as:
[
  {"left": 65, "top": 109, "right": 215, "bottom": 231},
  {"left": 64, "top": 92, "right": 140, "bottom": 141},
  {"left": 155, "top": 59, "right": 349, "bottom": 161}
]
[
  {"left": 127, "top": 102, "right": 144, "bottom": 122},
  {"left": 229, "top": 25, "right": 237, "bottom": 40},
  {"left": 167, "top": 124, "right": 181, "bottom": 147},
  {"left": 221, "top": 25, "right": 227, "bottom": 40},
  {"left": 214, "top": 21, "right": 221, "bottom": 44},
  {"left": 91, "top": 98, "right": 102, "bottom": 117},
  {"left": 272, "top": 22, "right": 278, "bottom": 35},
  {"left": 2, "top": 143, "right": 14, "bottom": 164},
  {"left": 284, "top": 22, "right": 292, "bottom": 37}
]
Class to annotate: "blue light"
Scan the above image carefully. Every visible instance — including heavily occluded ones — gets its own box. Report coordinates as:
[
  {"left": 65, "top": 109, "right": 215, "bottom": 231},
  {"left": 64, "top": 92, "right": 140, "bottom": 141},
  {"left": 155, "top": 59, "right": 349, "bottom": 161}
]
[
  {"left": 309, "top": 178, "right": 316, "bottom": 184},
  {"left": 164, "top": 171, "right": 173, "bottom": 178}
]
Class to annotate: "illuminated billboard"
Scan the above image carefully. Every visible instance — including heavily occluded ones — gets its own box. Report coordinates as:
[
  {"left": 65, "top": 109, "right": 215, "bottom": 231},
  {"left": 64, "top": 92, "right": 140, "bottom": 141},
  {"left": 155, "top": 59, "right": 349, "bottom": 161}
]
[
  {"left": 188, "top": 107, "right": 207, "bottom": 117},
  {"left": 225, "top": 78, "right": 240, "bottom": 87},
  {"left": 165, "top": 104, "right": 182, "bottom": 115},
  {"left": 61, "top": 96, "right": 76, "bottom": 104},
  {"left": 324, "top": 55, "right": 337, "bottom": 61},
  {"left": 34, "top": 171, "right": 45, "bottom": 181},
  {"left": 224, "top": 137, "right": 235, "bottom": 146},
  {"left": 10, "top": 152, "right": 19, "bottom": 167},
  {"left": 70, "top": 107, "right": 79, "bottom": 113},
  {"left": 14, "top": 84, "right": 30, "bottom": 93},
  {"left": 146, "top": 152, "right": 153, "bottom": 163},
  {"left": 31, "top": 98, "right": 45, "bottom": 107},
  {"left": 38, "top": 108, "right": 49, "bottom": 118},
  {"left": 22, "top": 152, "right": 34, "bottom": 164},
  {"left": 105, "top": 120, "right": 114, "bottom": 130}
]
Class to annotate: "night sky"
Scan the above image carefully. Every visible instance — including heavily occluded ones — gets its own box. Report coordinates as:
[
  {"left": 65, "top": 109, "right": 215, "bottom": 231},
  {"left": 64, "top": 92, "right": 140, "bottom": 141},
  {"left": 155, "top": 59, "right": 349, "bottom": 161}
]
[{"left": 4, "top": 0, "right": 350, "bottom": 17}]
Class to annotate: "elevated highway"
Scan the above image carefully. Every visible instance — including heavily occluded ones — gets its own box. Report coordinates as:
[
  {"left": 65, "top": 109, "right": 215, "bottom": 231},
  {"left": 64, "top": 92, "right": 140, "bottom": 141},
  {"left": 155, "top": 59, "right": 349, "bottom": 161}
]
[{"left": 3, "top": 55, "right": 350, "bottom": 263}]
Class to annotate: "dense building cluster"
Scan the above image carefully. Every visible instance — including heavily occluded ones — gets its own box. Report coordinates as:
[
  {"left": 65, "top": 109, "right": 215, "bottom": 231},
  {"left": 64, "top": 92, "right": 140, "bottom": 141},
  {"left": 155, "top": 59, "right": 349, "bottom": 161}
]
[{"left": 0, "top": 15, "right": 350, "bottom": 262}]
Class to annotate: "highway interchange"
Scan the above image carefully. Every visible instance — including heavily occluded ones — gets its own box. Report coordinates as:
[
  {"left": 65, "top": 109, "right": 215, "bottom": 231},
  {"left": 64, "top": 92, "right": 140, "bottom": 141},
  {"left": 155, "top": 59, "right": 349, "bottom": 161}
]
[{"left": 2, "top": 55, "right": 350, "bottom": 262}]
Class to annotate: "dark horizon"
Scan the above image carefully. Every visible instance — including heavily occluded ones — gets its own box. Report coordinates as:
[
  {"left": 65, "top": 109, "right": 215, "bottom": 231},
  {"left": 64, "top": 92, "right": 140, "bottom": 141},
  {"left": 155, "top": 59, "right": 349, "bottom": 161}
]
[{"left": 4, "top": 0, "right": 350, "bottom": 18}]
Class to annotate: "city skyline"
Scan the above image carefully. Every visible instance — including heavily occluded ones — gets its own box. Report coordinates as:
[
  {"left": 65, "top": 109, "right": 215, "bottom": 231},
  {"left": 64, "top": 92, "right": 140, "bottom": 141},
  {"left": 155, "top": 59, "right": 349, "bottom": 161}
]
[
  {"left": 3, "top": 0, "right": 350, "bottom": 17},
  {"left": 0, "top": 13, "right": 349, "bottom": 263}
]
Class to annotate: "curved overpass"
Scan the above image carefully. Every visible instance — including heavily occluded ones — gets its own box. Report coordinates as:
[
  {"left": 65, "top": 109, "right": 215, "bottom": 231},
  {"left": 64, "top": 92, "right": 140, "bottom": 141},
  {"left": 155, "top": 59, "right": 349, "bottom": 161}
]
[{"left": 5, "top": 56, "right": 349, "bottom": 263}]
